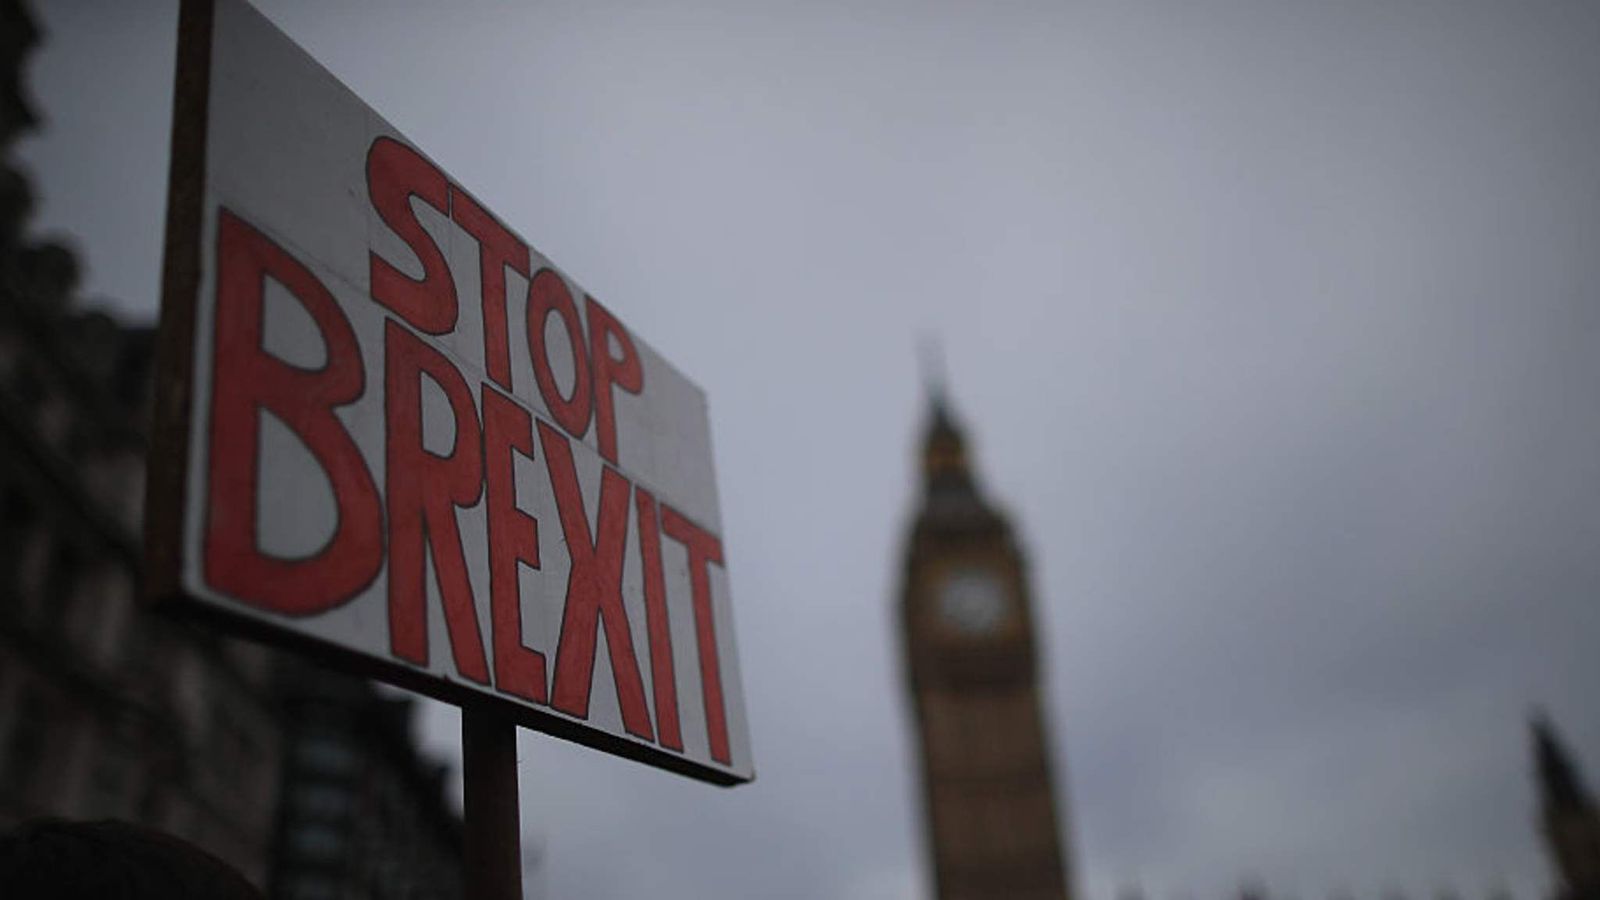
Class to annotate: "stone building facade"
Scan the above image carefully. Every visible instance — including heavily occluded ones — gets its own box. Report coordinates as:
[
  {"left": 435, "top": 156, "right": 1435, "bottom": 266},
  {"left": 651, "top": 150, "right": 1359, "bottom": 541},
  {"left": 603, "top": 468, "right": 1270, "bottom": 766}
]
[
  {"left": 273, "top": 663, "right": 462, "bottom": 900},
  {"left": 899, "top": 392, "right": 1075, "bottom": 900},
  {"left": 0, "top": 3, "right": 283, "bottom": 882},
  {"left": 0, "top": 3, "right": 464, "bottom": 896}
]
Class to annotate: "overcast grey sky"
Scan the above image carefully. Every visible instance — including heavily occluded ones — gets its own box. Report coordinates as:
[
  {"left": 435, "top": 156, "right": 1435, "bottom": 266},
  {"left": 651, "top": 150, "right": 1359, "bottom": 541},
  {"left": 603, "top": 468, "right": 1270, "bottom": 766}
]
[{"left": 17, "top": 2, "right": 1600, "bottom": 899}]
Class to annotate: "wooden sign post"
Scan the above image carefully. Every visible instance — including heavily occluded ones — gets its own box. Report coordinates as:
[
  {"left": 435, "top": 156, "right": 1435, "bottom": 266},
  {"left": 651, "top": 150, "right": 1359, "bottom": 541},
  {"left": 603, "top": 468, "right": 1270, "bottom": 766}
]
[
  {"left": 148, "top": 2, "right": 755, "bottom": 894},
  {"left": 463, "top": 710, "right": 523, "bottom": 899}
]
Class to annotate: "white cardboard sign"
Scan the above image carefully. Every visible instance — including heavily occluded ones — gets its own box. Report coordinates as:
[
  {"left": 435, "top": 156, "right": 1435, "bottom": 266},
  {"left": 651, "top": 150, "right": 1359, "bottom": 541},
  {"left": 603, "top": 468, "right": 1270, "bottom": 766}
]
[{"left": 148, "top": 0, "right": 752, "bottom": 785}]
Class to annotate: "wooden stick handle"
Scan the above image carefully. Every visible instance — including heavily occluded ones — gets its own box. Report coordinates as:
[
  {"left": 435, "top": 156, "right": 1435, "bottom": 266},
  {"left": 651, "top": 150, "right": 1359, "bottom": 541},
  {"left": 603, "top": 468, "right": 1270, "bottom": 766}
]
[{"left": 462, "top": 706, "right": 523, "bottom": 900}]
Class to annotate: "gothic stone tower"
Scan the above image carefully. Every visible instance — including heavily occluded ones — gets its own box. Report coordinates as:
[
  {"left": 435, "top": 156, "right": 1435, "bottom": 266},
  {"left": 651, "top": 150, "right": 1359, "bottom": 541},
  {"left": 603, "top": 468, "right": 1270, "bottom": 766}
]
[
  {"left": 899, "top": 395, "right": 1073, "bottom": 900},
  {"left": 1533, "top": 714, "right": 1600, "bottom": 900}
]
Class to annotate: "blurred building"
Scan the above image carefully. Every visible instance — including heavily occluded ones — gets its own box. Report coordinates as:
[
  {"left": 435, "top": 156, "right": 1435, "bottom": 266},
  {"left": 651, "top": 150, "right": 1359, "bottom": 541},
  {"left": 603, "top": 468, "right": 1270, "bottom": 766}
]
[
  {"left": 273, "top": 663, "right": 462, "bottom": 900},
  {"left": 893, "top": 385, "right": 1598, "bottom": 900},
  {"left": 0, "top": 3, "right": 463, "bottom": 896},
  {"left": 0, "top": 3, "right": 282, "bottom": 883},
  {"left": 899, "top": 391, "right": 1075, "bottom": 900},
  {"left": 1533, "top": 715, "right": 1600, "bottom": 900}
]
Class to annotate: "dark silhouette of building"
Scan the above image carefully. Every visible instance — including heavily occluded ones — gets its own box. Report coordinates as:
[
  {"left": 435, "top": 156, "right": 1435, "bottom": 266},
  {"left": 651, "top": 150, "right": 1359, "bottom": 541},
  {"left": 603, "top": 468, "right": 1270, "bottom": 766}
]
[
  {"left": 899, "top": 390, "right": 1075, "bottom": 900},
  {"left": 1534, "top": 714, "right": 1600, "bottom": 900},
  {"left": 1, "top": 1, "right": 283, "bottom": 882},
  {"left": 272, "top": 663, "right": 462, "bottom": 900},
  {"left": 0, "top": 4, "right": 465, "bottom": 896}
]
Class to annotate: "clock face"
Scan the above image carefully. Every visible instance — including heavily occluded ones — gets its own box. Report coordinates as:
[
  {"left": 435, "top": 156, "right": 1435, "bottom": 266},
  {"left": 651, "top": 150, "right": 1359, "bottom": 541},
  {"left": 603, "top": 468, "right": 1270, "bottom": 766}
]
[{"left": 938, "top": 568, "right": 1007, "bottom": 635}]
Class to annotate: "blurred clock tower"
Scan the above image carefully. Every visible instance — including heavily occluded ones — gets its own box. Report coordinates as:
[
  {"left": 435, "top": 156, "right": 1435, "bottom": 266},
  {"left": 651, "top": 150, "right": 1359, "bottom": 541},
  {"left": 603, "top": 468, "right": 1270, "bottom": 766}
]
[{"left": 899, "top": 391, "right": 1074, "bottom": 900}]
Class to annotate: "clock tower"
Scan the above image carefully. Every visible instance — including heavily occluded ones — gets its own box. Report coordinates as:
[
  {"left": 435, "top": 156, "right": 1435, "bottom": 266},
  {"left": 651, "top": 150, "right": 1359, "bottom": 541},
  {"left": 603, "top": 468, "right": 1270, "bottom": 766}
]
[{"left": 899, "top": 393, "right": 1073, "bottom": 900}]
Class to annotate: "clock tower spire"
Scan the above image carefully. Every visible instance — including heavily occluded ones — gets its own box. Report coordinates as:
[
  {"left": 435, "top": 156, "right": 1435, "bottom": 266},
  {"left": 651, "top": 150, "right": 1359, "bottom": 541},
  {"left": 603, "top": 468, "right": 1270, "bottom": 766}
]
[{"left": 900, "top": 390, "right": 1074, "bottom": 900}]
